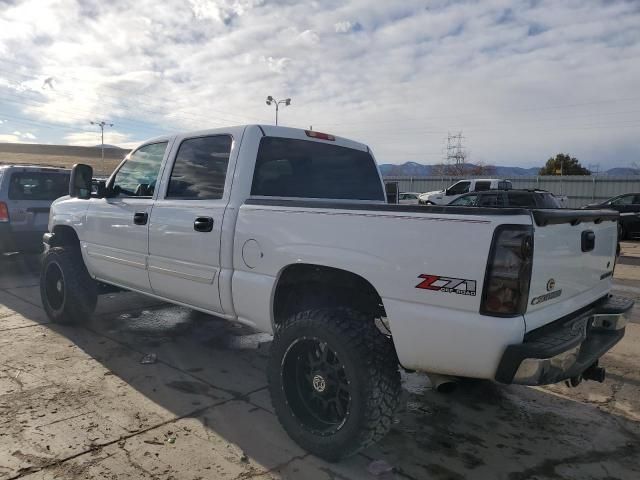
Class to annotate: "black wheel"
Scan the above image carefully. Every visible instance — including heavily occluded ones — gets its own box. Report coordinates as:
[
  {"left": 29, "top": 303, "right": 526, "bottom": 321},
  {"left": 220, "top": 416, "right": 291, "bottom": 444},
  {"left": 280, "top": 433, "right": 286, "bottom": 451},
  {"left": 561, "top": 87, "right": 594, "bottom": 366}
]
[
  {"left": 40, "top": 247, "right": 97, "bottom": 325},
  {"left": 268, "top": 308, "right": 401, "bottom": 461}
]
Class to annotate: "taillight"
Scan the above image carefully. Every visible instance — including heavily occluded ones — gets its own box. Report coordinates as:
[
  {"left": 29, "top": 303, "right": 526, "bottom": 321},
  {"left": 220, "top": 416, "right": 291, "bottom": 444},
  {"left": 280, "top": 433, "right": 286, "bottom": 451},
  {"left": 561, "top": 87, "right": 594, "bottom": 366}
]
[
  {"left": 0, "top": 202, "right": 8, "bottom": 222},
  {"left": 481, "top": 225, "right": 533, "bottom": 317}
]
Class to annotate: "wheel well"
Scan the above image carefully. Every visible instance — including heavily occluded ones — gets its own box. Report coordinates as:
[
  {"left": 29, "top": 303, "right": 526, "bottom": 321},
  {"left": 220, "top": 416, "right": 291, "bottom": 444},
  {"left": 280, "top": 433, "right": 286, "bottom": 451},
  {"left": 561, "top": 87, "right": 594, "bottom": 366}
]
[
  {"left": 273, "top": 264, "right": 385, "bottom": 328},
  {"left": 51, "top": 225, "right": 80, "bottom": 248}
]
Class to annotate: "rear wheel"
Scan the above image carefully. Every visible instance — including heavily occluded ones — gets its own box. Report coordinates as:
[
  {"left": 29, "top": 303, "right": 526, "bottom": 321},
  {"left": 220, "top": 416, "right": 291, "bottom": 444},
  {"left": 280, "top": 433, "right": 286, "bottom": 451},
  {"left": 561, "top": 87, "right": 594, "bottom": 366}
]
[
  {"left": 40, "top": 247, "right": 97, "bottom": 325},
  {"left": 268, "top": 308, "right": 401, "bottom": 461}
]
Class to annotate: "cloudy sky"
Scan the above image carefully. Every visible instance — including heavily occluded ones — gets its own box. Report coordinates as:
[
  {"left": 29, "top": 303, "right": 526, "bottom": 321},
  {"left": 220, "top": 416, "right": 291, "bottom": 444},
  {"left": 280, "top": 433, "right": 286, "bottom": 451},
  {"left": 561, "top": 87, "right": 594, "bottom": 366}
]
[{"left": 0, "top": 0, "right": 639, "bottom": 168}]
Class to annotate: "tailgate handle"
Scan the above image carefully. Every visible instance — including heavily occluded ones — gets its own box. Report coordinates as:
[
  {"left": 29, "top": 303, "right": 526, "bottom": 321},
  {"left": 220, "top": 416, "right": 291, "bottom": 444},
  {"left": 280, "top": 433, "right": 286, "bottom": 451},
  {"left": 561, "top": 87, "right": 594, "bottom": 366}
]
[{"left": 582, "top": 230, "right": 595, "bottom": 252}]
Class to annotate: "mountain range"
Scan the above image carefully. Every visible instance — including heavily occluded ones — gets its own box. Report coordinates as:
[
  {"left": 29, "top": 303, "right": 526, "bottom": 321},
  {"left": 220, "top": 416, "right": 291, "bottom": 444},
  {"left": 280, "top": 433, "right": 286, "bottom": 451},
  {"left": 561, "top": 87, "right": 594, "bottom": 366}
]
[{"left": 379, "top": 162, "right": 640, "bottom": 177}]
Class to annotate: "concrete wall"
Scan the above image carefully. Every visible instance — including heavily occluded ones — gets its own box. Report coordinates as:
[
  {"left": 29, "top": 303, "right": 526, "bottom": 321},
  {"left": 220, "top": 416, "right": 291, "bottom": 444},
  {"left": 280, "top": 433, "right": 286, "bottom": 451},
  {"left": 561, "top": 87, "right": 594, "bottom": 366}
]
[{"left": 384, "top": 176, "right": 640, "bottom": 208}]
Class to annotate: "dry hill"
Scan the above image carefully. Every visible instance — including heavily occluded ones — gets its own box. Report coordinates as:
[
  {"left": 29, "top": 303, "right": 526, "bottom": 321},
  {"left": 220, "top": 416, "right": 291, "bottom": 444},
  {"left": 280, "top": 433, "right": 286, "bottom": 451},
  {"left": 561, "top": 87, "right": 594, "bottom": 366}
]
[{"left": 0, "top": 143, "right": 129, "bottom": 176}]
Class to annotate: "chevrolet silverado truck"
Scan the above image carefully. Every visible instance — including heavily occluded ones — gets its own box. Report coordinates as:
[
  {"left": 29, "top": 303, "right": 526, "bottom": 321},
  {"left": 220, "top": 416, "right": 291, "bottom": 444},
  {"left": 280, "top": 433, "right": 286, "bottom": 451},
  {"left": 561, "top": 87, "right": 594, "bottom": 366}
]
[{"left": 40, "top": 125, "right": 633, "bottom": 461}]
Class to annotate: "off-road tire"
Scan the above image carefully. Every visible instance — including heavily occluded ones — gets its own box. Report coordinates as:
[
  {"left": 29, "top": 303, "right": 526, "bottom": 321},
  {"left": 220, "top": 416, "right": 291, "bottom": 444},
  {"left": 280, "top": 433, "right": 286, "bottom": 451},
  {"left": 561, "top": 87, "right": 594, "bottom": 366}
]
[
  {"left": 40, "top": 246, "right": 97, "bottom": 325},
  {"left": 268, "top": 308, "right": 401, "bottom": 461}
]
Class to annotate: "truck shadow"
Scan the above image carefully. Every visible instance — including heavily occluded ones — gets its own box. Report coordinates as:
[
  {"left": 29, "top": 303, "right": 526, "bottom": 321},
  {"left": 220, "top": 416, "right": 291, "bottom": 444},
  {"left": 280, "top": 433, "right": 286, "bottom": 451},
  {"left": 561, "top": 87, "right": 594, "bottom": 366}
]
[{"left": 1, "top": 266, "right": 640, "bottom": 479}]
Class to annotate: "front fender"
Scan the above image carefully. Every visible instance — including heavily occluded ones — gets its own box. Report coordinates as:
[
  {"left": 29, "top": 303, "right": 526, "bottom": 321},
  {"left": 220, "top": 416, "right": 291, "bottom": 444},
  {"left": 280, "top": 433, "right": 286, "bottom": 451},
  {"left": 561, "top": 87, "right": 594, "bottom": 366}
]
[{"left": 48, "top": 197, "right": 90, "bottom": 239}]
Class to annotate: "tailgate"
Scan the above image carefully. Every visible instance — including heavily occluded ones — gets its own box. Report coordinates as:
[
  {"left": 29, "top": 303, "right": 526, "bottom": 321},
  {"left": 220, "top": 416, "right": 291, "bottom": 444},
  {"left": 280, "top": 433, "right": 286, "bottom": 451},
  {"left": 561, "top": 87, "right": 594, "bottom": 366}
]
[
  {"left": 7, "top": 200, "right": 52, "bottom": 231},
  {"left": 524, "top": 209, "right": 619, "bottom": 331},
  {"left": 5, "top": 169, "right": 69, "bottom": 232}
]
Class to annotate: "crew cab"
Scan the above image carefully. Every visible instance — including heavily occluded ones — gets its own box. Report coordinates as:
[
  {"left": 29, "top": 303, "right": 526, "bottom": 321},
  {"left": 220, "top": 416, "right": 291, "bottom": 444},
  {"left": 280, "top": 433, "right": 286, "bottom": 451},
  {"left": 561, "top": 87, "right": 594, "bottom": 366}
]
[
  {"left": 40, "top": 125, "right": 632, "bottom": 461},
  {"left": 418, "top": 178, "right": 512, "bottom": 205}
]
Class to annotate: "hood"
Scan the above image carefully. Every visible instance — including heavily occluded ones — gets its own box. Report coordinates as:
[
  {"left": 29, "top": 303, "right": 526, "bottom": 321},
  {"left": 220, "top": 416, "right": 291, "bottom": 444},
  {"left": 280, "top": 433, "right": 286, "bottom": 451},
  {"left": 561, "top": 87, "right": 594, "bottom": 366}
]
[{"left": 419, "top": 190, "right": 444, "bottom": 199}]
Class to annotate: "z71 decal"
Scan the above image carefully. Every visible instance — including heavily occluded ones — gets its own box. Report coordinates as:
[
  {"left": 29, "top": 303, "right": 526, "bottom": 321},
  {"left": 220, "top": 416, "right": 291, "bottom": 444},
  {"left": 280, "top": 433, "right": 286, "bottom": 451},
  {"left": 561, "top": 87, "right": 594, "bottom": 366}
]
[{"left": 416, "top": 274, "right": 477, "bottom": 296}]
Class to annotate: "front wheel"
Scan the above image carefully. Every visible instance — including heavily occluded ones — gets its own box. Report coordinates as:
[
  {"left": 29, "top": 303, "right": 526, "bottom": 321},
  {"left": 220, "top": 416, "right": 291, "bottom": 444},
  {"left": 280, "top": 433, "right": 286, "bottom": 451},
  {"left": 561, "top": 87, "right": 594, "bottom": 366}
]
[
  {"left": 268, "top": 308, "right": 401, "bottom": 461},
  {"left": 40, "top": 247, "right": 97, "bottom": 325}
]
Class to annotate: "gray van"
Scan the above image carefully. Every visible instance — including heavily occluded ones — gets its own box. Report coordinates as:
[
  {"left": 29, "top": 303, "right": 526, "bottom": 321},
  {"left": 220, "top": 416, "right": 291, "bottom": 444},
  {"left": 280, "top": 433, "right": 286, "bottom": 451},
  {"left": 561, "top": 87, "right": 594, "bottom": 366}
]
[{"left": 0, "top": 165, "right": 70, "bottom": 254}]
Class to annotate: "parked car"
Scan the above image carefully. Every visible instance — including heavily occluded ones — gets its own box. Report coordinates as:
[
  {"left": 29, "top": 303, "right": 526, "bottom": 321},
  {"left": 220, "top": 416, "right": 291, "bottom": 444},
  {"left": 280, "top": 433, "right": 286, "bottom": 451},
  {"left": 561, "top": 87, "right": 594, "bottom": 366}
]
[
  {"left": 584, "top": 193, "right": 640, "bottom": 239},
  {"left": 0, "top": 165, "right": 70, "bottom": 254},
  {"left": 41, "top": 125, "right": 632, "bottom": 461},
  {"left": 418, "top": 178, "right": 512, "bottom": 205},
  {"left": 398, "top": 192, "right": 421, "bottom": 204},
  {"left": 449, "top": 189, "right": 562, "bottom": 209}
]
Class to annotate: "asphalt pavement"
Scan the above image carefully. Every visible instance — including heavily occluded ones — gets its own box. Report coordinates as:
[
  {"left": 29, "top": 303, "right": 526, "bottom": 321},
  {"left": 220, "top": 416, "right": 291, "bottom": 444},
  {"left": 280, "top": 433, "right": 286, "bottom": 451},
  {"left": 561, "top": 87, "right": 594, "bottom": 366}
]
[{"left": 1, "top": 246, "right": 639, "bottom": 480}]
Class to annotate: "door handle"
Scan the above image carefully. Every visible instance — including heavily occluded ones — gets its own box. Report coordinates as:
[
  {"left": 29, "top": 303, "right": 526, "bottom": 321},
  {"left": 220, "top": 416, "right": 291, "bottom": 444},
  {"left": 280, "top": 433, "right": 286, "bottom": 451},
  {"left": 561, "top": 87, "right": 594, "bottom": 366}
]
[
  {"left": 133, "top": 212, "right": 148, "bottom": 225},
  {"left": 194, "top": 216, "right": 214, "bottom": 232}
]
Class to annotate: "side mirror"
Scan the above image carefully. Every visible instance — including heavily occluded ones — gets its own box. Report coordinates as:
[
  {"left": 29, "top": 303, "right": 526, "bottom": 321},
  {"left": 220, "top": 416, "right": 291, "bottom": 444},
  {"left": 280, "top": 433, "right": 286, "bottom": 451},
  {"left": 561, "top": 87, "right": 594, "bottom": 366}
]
[{"left": 69, "top": 164, "right": 93, "bottom": 200}]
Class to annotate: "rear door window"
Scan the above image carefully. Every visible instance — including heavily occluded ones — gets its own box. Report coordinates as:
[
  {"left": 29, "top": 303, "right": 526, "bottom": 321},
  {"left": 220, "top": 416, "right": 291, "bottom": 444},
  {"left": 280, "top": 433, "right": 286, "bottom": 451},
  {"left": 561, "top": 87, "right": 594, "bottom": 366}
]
[
  {"left": 8, "top": 172, "right": 70, "bottom": 200},
  {"left": 166, "top": 135, "right": 232, "bottom": 200},
  {"left": 507, "top": 192, "right": 536, "bottom": 208},
  {"left": 251, "top": 137, "right": 384, "bottom": 201},
  {"left": 475, "top": 181, "right": 491, "bottom": 191}
]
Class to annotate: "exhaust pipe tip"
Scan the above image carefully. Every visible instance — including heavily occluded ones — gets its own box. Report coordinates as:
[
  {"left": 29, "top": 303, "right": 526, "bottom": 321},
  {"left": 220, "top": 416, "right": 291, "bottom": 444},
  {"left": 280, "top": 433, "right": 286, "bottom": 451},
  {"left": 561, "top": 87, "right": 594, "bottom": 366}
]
[
  {"left": 436, "top": 381, "right": 457, "bottom": 394},
  {"left": 427, "top": 373, "right": 458, "bottom": 393}
]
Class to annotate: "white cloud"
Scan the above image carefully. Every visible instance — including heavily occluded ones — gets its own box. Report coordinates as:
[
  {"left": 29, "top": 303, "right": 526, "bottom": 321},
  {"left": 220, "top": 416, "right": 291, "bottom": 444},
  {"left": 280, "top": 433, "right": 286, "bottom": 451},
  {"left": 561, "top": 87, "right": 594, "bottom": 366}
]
[
  {"left": 0, "top": 0, "right": 638, "bottom": 167},
  {"left": 261, "top": 55, "right": 293, "bottom": 74},
  {"left": 334, "top": 21, "right": 360, "bottom": 34},
  {"left": 0, "top": 131, "right": 37, "bottom": 143},
  {"left": 0, "top": 134, "right": 21, "bottom": 143}
]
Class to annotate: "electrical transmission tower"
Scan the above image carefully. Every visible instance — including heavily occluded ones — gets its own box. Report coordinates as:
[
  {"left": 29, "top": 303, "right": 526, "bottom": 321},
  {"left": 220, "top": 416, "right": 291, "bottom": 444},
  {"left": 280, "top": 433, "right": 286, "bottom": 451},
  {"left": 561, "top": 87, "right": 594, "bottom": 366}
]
[{"left": 446, "top": 132, "right": 466, "bottom": 174}]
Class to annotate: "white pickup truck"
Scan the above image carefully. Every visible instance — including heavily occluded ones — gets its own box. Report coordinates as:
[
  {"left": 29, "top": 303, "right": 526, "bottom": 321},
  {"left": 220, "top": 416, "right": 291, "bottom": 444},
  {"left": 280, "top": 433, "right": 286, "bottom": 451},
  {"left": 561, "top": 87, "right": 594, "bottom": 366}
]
[{"left": 40, "top": 125, "right": 632, "bottom": 461}]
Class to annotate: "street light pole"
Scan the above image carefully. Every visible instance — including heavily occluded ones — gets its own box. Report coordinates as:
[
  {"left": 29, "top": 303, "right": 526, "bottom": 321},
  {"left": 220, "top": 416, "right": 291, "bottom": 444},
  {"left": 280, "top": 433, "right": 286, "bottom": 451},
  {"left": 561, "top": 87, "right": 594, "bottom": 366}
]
[
  {"left": 265, "top": 96, "right": 291, "bottom": 125},
  {"left": 90, "top": 120, "right": 114, "bottom": 174}
]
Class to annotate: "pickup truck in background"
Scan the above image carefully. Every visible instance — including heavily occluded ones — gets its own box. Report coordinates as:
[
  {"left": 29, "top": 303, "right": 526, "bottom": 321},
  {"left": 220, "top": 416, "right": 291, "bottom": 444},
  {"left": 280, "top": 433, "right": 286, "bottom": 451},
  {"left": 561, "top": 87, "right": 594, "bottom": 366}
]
[
  {"left": 40, "top": 125, "right": 633, "bottom": 461},
  {"left": 418, "top": 178, "right": 512, "bottom": 205}
]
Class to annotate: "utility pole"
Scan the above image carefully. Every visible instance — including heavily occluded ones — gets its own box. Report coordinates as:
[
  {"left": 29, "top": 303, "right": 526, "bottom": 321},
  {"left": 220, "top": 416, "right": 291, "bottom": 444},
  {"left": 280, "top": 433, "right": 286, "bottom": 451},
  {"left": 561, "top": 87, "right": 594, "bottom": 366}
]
[
  {"left": 446, "top": 132, "right": 466, "bottom": 176},
  {"left": 265, "top": 96, "right": 291, "bottom": 125},
  {"left": 90, "top": 120, "right": 114, "bottom": 174}
]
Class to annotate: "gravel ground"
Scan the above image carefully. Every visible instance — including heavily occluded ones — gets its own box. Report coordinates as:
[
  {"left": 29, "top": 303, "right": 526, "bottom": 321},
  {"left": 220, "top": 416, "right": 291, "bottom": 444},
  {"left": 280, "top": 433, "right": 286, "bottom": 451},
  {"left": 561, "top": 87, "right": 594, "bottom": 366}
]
[{"left": 1, "top": 244, "right": 639, "bottom": 480}]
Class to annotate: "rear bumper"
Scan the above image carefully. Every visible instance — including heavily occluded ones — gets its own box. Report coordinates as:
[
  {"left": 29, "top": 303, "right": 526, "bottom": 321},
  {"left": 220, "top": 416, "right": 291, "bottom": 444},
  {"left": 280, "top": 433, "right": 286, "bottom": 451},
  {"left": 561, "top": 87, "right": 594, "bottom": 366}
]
[
  {"left": 0, "top": 224, "right": 46, "bottom": 253},
  {"left": 496, "top": 294, "right": 633, "bottom": 385}
]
